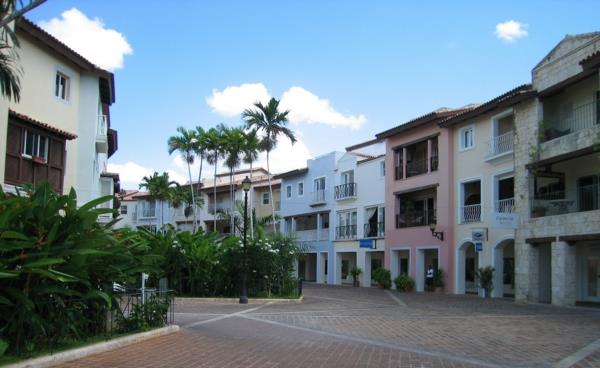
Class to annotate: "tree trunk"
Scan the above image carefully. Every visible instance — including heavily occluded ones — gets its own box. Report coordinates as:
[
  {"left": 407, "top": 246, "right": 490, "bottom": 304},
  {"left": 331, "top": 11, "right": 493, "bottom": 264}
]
[
  {"left": 186, "top": 159, "right": 197, "bottom": 232},
  {"left": 213, "top": 157, "right": 217, "bottom": 232},
  {"left": 230, "top": 167, "right": 234, "bottom": 234},
  {"left": 197, "top": 156, "right": 204, "bottom": 229},
  {"left": 249, "top": 162, "right": 254, "bottom": 239},
  {"left": 267, "top": 150, "right": 276, "bottom": 234}
]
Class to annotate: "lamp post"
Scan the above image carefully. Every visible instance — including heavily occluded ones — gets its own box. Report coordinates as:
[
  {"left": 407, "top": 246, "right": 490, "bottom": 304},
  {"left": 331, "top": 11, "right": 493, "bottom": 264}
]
[
  {"left": 429, "top": 221, "right": 444, "bottom": 241},
  {"left": 239, "top": 176, "right": 252, "bottom": 304}
]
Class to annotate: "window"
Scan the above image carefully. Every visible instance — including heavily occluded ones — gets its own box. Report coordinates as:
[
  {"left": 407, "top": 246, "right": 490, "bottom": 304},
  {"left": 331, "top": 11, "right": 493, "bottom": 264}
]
[
  {"left": 297, "top": 182, "right": 304, "bottom": 196},
  {"left": 262, "top": 192, "right": 270, "bottom": 205},
  {"left": 380, "top": 161, "right": 386, "bottom": 177},
  {"left": 286, "top": 185, "right": 292, "bottom": 199},
  {"left": 336, "top": 209, "right": 357, "bottom": 239},
  {"left": 22, "top": 130, "right": 49, "bottom": 162},
  {"left": 54, "top": 71, "right": 70, "bottom": 101},
  {"left": 120, "top": 205, "right": 128, "bottom": 214},
  {"left": 459, "top": 126, "right": 474, "bottom": 150},
  {"left": 140, "top": 200, "right": 156, "bottom": 218}
]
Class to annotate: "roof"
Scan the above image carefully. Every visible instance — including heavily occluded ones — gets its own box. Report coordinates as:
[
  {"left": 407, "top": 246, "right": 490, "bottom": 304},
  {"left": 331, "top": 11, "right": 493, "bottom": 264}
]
[
  {"left": 273, "top": 168, "right": 308, "bottom": 180},
  {"left": 581, "top": 50, "right": 600, "bottom": 69},
  {"left": 375, "top": 107, "right": 474, "bottom": 139},
  {"left": 345, "top": 138, "right": 383, "bottom": 152},
  {"left": 358, "top": 154, "right": 385, "bottom": 165},
  {"left": 439, "top": 84, "right": 536, "bottom": 127},
  {"left": 9, "top": 110, "right": 77, "bottom": 139},
  {"left": 16, "top": 17, "right": 115, "bottom": 105},
  {"left": 214, "top": 167, "right": 268, "bottom": 178},
  {"left": 533, "top": 32, "right": 600, "bottom": 71},
  {"left": 117, "top": 190, "right": 139, "bottom": 201}
]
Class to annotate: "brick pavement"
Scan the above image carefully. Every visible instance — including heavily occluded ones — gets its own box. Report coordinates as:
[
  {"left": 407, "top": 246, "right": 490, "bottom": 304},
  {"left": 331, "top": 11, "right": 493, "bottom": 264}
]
[{"left": 59, "top": 284, "right": 600, "bottom": 368}]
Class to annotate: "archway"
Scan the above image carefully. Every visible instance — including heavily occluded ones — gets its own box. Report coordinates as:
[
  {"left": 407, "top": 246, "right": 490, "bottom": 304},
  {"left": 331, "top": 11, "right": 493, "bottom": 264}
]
[
  {"left": 492, "top": 237, "right": 515, "bottom": 298},
  {"left": 456, "top": 240, "right": 478, "bottom": 294}
]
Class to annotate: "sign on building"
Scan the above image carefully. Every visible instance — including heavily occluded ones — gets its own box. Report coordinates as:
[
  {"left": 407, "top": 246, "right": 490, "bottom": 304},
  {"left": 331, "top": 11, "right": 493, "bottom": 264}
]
[
  {"left": 490, "top": 212, "right": 519, "bottom": 229},
  {"left": 359, "top": 239, "right": 376, "bottom": 249}
]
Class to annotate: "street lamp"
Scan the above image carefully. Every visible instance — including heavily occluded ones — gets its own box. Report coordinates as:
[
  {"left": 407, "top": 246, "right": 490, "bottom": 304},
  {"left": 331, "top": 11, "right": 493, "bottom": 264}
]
[
  {"left": 239, "top": 176, "right": 252, "bottom": 304},
  {"left": 429, "top": 221, "right": 444, "bottom": 241}
]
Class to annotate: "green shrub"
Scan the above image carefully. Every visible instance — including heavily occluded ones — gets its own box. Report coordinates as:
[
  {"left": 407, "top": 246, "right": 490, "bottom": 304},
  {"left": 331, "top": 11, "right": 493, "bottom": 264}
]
[
  {"left": 393, "top": 273, "right": 414, "bottom": 291},
  {"left": 116, "top": 297, "right": 170, "bottom": 333},
  {"left": 372, "top": 268, "right": 392, "bottom": 289}
]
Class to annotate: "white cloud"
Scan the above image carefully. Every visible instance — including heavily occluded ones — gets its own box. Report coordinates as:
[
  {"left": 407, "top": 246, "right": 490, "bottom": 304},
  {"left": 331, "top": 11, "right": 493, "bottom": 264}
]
[
  {"left": 107, "top": 161, "right": 153, "bottom": 190},
  {"left": 495, "top": 20, "right": 528, "bottom": 42},
  {"left": 38, "top": 8, "right": 133, "bottom": 71},
  {"left": 206, "top": 83, "right": 367, "bottom": 129},
  {"left": 253, "top": 136, "right": 312, "bottom": 175},
  {"left": 206, "top": 83, "right": 271, "bottom": 117},
  {"left": 280, "top": 86, "right": 367, "bottom": 130}
]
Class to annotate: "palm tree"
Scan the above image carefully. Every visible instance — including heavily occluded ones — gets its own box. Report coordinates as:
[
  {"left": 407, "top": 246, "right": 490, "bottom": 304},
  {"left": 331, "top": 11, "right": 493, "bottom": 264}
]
[
  {"left": 167, "top": 127, "right": 198, "bottom": 231},
  {"left": 193, "top": 126, "right": 208, "bottom": 200},
  {"left": 0, "top": 0, "right": 21, "bottom": 102},
  {"left": 242, "top": 128, "right": 261, "bottom": 238},
  {"left": 242, "top": 98, "right": 296, "bottom": 233},
  {"left": 203, "top": 125, "right": 225, "bottom": 232},
  {"left": 139, "top": 172, "right": 179, "bottom": 230},
  {"left": 222, "top": 126, "right": 246, "bottom": 233}
]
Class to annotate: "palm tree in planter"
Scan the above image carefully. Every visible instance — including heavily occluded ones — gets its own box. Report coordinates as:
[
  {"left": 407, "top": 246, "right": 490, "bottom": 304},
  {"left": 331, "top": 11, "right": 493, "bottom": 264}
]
[
  {"left": 242, "top": 98, "right": 296, "bottom": 233},
  {"left": 433, "top": 268, "right": 445, "bottom": 293},
  {"left": 203, "top": 125, "right": 225, "bottom": 232},
  {"left": 242, "top": 128, "right": 261, "bottom": 238},
  {"left": 350, "top": 267, "right": 363, "bottom": 287},
  {"left": 139, "top": 172, "right": 179, "bottom": 230},
  {"left": 222, "top": 126, "right": 246, "bottom": 233},
  {"left": 168, "top": 126, "right": 198, "bottom": 231},
  {"left": 475, "top": 266, "right": 495, "bottom": 298}
]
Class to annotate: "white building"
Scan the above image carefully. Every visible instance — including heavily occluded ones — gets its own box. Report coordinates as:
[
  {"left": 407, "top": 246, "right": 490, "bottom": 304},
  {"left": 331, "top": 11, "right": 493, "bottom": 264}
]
[{"left": 0, "top": 18, "right": 119, "bottom": 212}]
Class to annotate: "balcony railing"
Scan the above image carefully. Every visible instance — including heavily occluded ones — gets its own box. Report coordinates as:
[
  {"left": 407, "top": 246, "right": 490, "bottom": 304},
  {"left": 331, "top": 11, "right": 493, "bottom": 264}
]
[
  {"left": 364, "top": 222, "right": 384, "bottom": 238},
  {"left": 406, "top": 158, "right": 428, "bottom": 177},
  {"left": 495, "top": 198, "right": 515, "bottom": 213},
  {"left": 96, "top": 115, "right": 108, "bottom": 153},
  {"left": 335, "top": 225, "right": 357, "bottom": 240},
  {"left": 207, "top": 203, "right": 233, "bottom": 215},
  {"left": 486, "top": 131, "right": 514, "bottom": 158},
  {"left": 310, "top": 189, "right": 326, "bottom": 206},
  {"left": 294, "top": 229, "right": 318, "bottom": 242},
  {"left": 334, "top": 183, "right": 357, "bottom": 200},
  {"left": 460, "top": 204, "right": 481, "bottom": 223},
  {"left": 531, "top": 183, "right": 600, "bottom": 218},
  {"left": 394, "top": 165, "right": 403, "bottom": 180},
  {"left": 430, "top": 155, "right": 439, "bottom": 172},
  {"left": 542, "top": 99, "right": 599, "bottom": 142},
  {"left": 395, "top": 210, "right": 435, "bottom": 228}
]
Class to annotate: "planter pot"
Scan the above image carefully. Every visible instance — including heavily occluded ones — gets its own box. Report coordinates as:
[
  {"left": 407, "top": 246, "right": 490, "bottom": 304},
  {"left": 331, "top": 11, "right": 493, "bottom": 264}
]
[
  {"left": 353, "top": 280, "right": 360, "bottom": 287},
  {"left": 478, "top": 287, "right": 492, "bottom": 298},
  {"left": 434, "top": 286, "right": 444, "bottom": 293}
]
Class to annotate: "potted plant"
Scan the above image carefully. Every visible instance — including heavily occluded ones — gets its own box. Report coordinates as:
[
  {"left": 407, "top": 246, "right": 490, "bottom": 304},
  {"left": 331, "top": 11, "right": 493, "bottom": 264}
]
[
  {"left": 372, "top": 268, "right": 391, "bottom": 289},
  {"left": 393, "top": 273, "right": 414, "bottom": 292},
  {"left": 350, "top": 266, "right": 362, "bottom": 287},
  {"left": 475, "top": 266, "right": 495, "bottom": 298},
  {"left": 433, "top": 268, "right": 445, "bottom": 293}
]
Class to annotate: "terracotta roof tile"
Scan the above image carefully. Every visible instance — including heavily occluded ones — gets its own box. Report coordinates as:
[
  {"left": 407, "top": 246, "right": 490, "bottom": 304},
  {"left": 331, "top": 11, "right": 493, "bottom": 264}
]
[{"left": 9, "top": 110, "right": 77, "bottom": 139}]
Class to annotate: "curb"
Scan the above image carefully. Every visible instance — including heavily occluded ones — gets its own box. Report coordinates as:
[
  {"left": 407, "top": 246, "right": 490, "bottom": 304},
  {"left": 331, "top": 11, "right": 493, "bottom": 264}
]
[
  {"left": 4, "top": 325, "right": 180, "bottom": 368},
  {"left": 176, "top": 295, "right": 304, "bottom": 303}
]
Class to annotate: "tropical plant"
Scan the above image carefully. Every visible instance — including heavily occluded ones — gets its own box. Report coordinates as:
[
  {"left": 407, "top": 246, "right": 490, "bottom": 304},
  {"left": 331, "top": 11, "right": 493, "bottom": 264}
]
[
  {"left": 393, "top": 273, "right": 415, "bottom": 292},
  {"left": 194, "top": 126, "right": 208, "bottom": 200},
  {"left": 350, "top": 267, "right": 363, "bottom": 287},
  {"left": 475, "top": 266, "right": 495, "bottom": 298},
  {"left": 222, "top": 126, "right": 247, "bottom": 233},
  {"left": 372, "top": 268, "right": 392, "bottom": 289},
  {"left": 167, "top": 126, "right": 198, "bottom": 231},
  {"left": 433, "top": 268, "right": 445, "bottom": 289},
  {"left": 0, "top": 0, "right": 22, "bottom": 102},
  {"left": 242, "top": 128, "right": 261, "bottom": 238},
  {"left": 139, "top": 172, "right": 179, "bottom": 230},
  {"left": 203, "top": 126, "right": 225, "bottom": 231},
  {"left": 242, "top": 98, "right": 296, "bottom": 232},
  {"left": 0, "top": 183, "right": 157, "bottom": 354}
]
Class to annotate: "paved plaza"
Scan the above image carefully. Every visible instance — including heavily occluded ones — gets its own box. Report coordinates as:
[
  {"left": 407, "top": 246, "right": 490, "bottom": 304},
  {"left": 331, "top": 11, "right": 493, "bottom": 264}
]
[{"left": 61, "top": 284, "right": 600, "bottom": 368}]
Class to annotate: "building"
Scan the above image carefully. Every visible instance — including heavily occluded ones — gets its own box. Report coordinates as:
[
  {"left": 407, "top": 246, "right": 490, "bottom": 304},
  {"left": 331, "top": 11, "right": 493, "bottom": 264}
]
[
  {"left": 514, "top": 33, "right": 600, "bottom": 306},
  {"left": 0, "top": 18, "right": 119, "bottom": 211},
  {"left": 439, "top": 85, "right": 535, "bottom": 297},
  {"left": 276, "top": 152, "right": 344, "bottom": 284},
  {"left": 115, "top": 190, "right": 140, "bottom": 229},
  {"left": 376, "top": 108, "right": 467, "bottom": 292},
  {"left": 332, "top": 148, "right": 386, "bottom": 287}
]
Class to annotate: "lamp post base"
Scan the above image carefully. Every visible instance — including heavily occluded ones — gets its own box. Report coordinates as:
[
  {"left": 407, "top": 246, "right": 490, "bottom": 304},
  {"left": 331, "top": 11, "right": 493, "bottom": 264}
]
[{"left": 239, "top": 296, "right": 248, "bottom": 304}]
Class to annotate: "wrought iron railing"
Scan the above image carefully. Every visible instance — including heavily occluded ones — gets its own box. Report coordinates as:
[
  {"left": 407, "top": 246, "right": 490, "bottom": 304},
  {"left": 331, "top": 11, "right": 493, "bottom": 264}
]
[
  {"left": 335, "top": 225, "right": 357, "bottom": 240},
  {"left": 486, "top": 131, "right": 514, "bottom": 157},
  {"left": 406, "top": 158, "right": 428, "bottom": 177},
  {"left": 531, "top": 183, "right": 600, "bottom": 217},
  {"left": 395, "top": 210, "right": 435, "bottom": 228},
  {"left": 460, "top": 204, "right": 481, "bottom": 223},
  {"left": 394, "top": 165, "right": 403, "bottom": 180},
  {"left": 495, "top": 198, "right": 515, "bottom": 213},
  {"left": 430, "top": 155, "right": 439, "bottom": 172},
  {"left": 364, "top": 222, "right": 384, "bottom": 238},
  {"left": 335, "top": 183, "right": 357, "bottom": 200},
  {"left": 542, "top": 99, "right": 599, "bottom": 142}
]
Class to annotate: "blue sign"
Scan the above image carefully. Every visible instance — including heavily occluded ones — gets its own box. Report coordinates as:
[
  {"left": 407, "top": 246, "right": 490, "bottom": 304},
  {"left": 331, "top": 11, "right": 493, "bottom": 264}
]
[
  {"left": 359, "top": 239, "right": 375, "bottom": 249},
  {"left": 475, "top": 241, "right": 483, "bottom": 252}
]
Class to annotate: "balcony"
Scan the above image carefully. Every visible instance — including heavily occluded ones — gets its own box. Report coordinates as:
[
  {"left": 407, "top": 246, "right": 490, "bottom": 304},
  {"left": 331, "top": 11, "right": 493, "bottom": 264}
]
[
  {"left": 531, "top": 183, "right": 599, "bottom": 218},
  {"left": 486, "top": 131, "right": 514, "bottom": 159},
  {"left": 495, "top": 198, "right": 515, "bottom": 213},
  {"left": 364, "top": 222, "right": 384, "bottom": 238},
  {"left": 335, "top": 225, "right": 357, "bottom": 240},
  {"left": 334, "top": 183, "right": 357, "bottom": 200},
  {"left": 96, "top": 115, "right": 108, "bottom": 153},
  {"left": 430, "top": 155, "right": 439, "bottom": 172},
  {"left": 395, "top": 211, "right": 435, "bottom": 228},
  {"left": 207, "top": 203, "right": 234, "bottom": 215},
  {"left": 310, "top": 189, "right": 326, "bottom": 206},
  {"left": 406, "top": 158, "right": 428, "bottom": 178},
  {"left": 542, "top": 99, "right": 598, "bottom": 142},
  {"left": 460, "top": 204, "right": 481, "bottom": 223}
]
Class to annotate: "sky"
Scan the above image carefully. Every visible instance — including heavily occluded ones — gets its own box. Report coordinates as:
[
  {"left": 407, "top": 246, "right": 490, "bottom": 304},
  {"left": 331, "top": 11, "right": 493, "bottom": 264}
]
[{"left": 26, "top": 0, "right": 600, "bottom": 189}]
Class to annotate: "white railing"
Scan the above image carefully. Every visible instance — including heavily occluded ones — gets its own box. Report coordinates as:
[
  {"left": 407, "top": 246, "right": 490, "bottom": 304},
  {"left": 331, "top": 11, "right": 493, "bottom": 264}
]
[
  {"left": 295, "top": 229, "right": 318, "bottom": 242},
  {"left": 543, "top": 100, "right": 598, "bottom": 141},
  {"left": 461, "top": 204, "right": 481, "bottom": 223},
  {"left": 319, "top": 228, "right": 329, "bottom": 240},
  {"left": 97, "top": 115, "right": 108, "bottom": 136},
  {"left": 495, "top": 198, "right": 515, "bottom": 213},
  {"left": 486, "top": 131, "right": 514, "bottom": 157},
  {"left": 310, "top": 189, "right": 326, "bottom": 205}
]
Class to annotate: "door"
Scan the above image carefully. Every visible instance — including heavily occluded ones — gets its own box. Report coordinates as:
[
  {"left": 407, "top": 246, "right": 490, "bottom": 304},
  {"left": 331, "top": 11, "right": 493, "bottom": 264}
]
[{"left": 586, "top": 256, "right": 600, "bottom": 302}]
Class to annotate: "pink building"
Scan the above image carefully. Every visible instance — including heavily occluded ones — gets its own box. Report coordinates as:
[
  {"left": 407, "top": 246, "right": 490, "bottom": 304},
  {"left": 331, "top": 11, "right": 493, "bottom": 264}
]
[{"left": 376, "top": 108, "right": 469, "bottom": 292}]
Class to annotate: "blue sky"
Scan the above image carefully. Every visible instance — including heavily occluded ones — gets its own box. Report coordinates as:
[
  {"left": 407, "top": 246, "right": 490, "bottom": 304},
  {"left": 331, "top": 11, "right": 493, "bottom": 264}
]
[{"left": 27, "top": 1, "right": 600, "bottom": 188}]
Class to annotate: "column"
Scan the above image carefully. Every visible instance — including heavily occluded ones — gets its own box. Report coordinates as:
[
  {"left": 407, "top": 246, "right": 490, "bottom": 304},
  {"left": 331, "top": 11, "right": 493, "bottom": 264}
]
[
  {"left": 316, "top": 252, "right": 324, "bottom": 284},
  {"left": 335, "top": 252, "right": 343, "bottom": 285},
  {"left": 427, "top": 139, "right": 432, "bottom": 173},
  {"left": 360, "top": 251, "right": 370, "bottom": 287},
  {"left": 291, "top": 217, "right": 297, "bottom": 232},
  {"left": 402, "top": 147, "right": 407, "bottom": 178},
  {"left": 390, "top": 250, "right": 399, "bottom": 289},
  {"left": 515, "top": 237, "right": 540, "bottom": 303},
  {"left": 317, "top": 213, "right": 322, "bottom": 241},
  {"left": 551, "top": 241, "right": 576, "bottom": 306}
]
